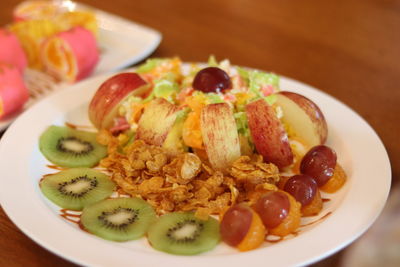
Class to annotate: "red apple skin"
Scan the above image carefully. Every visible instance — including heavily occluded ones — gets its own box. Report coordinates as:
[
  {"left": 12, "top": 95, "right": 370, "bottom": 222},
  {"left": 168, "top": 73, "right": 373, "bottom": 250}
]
[
  {"left": 136, "top": 98, "right": 181, "bottom": 146},
  {"left": 246, "top": 99, "right": 293, "bottom": 169},
  {"left": 278, "top": 91, "right": 327, "bottom": 145},
  {"left": 200, "top": 103, "right": 241, "bottom": 172},
  {"left": 88, "top": 72, "right": 149, "bottom": 129}
]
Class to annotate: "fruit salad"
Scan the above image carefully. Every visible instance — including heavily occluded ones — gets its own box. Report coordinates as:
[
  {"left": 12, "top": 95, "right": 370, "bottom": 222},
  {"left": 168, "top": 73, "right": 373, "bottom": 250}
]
[{"left": 38, "top": 57, "right": 347, "bottom": 255}]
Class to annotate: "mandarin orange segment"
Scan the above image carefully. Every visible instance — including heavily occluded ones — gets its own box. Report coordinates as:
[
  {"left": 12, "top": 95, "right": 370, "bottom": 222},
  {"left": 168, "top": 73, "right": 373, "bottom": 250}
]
[
  {"left": 236, "top": 210, "right": 266, "bottom": 251},
  {"left": 269, "top": 192, "right": 301, "bottom": 237},
  {"left": 182, "top": 111, "right": 203, "bottom": 149},
  {"left": 320, "top": 163, "right": 347, "bottom": 193},
  {"left": 301, "top": 190, "right": 323, "bottom": 216}
]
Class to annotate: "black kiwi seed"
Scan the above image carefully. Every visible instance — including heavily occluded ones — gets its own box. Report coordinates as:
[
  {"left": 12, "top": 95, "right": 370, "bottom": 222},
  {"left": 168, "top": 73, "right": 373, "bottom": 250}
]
[
  {"left": 40, "top": 168, "right": 116, "bottom": 210},
  {"left": 147, "top": 212, "right": 220, "bottom": 255},
  {"left": 98, "top": 207, "right": 139, "bottom": 230},
  {"left": 57, "top": 175, "right": 98, "bottom": 197},
  {"left": 57, "top": 137, "right": 94, "bottom": 156},
  {"left": 166, "top": 219, "right": 204, "bottom": 243}
]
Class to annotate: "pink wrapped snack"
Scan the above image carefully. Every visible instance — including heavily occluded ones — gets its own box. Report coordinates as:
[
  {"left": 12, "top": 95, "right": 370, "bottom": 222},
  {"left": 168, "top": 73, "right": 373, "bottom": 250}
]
[
  {"left": 0, "top": 63, "right": 29, "bottom": 119},
  {"left": 0, "top": 29, "right": 27, "bottom": 73},
  {"left": 41, "top": 26, "right": 99, "bottom": 82}
]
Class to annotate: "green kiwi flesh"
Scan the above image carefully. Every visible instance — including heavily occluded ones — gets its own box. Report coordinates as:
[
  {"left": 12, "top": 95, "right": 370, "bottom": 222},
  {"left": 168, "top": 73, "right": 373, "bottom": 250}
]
[
  {"left": 81, "top": 198, "right": 156, "bottom": 242},
  {"left": 40, "top": 168, "right": 115, "bottom": 210},
  {"left": 39, "top": 125, "right": 107, "bottom": 167},
  {"left": 147, "top": 212, "right": 220, "bottom": 255}
]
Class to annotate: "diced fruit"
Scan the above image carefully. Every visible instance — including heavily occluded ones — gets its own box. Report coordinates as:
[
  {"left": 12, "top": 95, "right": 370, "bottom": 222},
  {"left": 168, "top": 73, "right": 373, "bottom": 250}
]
[
  {"left": 136, "top": 98, "right": 181, "bottom": 146},
  {"left": 276, "top": 91, "right": 327, "bottom": 148},
  {"left": 220, "top": 204, "right": 266, "bottom": 251},
  {"left": 0, "top": 63, "right": 29, "bottom": 119},
  {"left": 200, "top": 103, "right": 241, "bottom": 172},
  {"left": 246, "top": 99, "right": 293, "bottom": 169},
  {"left": 88, "top": 72, "right": 149, "bottom": 129},
  {"left": 162, "top": 109, "right": 189, "bottom": 155},
  {"left": 300, "top": 145, "right": 337, "bottom": 187},
  {"left": 193, "top": 67, "right": 231, "bottom": 93},
  {"left": 41, "top": 26, "right": 98, "bottom": 82}
]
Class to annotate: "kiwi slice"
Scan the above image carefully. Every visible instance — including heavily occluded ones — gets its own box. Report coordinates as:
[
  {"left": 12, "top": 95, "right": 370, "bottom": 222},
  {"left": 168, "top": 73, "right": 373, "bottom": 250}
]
[
  {"left": 81, "top": 198, "right": 156, "bottom": 242},
  {"left": 40, "top": 168, "right": 115, "bottom": 210},
  {"left": 147, "top": 212, "right": 220, "bottom": 255},
  {"left": 39, "top": 125, "right": 107, "bottom": 168}
]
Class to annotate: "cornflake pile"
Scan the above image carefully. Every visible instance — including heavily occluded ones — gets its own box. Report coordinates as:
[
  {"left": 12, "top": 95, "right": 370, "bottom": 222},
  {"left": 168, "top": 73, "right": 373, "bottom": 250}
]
[{"left": 97, "top": 130, "right": 280, "bottom": 220}]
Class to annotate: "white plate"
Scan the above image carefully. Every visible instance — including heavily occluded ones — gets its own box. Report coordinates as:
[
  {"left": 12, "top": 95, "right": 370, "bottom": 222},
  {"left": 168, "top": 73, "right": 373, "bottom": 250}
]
[
  {"left": 0, "top": 2, "right": 161, "bottom": 131},
  {"left": 0, "top": 69, "right": 391, "bottom": 267}
]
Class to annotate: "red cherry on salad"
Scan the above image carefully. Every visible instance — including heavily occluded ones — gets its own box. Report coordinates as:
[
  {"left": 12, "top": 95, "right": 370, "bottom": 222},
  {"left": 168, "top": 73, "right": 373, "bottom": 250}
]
[
  {"left": 192, "top": 67, "right": 231, "bottom": 93},
  {"left": 283, "top": 174, "right": 318, "bottom": 206},
  {"left": 253, "top": 191, "right": 290, "bottom": 229},
  {"left": 300, "top": 145, "right": 337, "bottom": 187}
]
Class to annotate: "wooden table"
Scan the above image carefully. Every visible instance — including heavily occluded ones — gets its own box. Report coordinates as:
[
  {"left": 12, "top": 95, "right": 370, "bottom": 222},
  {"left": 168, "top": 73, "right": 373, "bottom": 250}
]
[{"left": 1, "top": 0, "right": 398, "bottom": 266}]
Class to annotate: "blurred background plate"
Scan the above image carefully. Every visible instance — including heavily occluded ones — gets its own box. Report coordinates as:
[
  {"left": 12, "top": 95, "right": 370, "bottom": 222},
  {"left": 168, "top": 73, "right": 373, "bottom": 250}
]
[{"left": 0, "top": 1, "right": 161, "bottom": 131}]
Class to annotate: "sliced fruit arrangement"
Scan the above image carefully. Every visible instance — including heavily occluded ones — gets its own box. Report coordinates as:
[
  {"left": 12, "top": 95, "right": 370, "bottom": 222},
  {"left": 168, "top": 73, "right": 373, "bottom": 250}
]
[
  {"left": 41, "top": 26, "right": 99, "bottom": 82},
  {"left": 200, "top": 103, "right": 241, "bottom": 171},
  {"left": 36, "top": 57, "right": 348, "bottom": 255},
  {"left": 39, "top": 125, "right": 107, "bottom": 167},
  {"left": 147, "top": 212, "right": 220, "bottom": 255},
  {"left": 0, "top": 0, "right": 99, "bottom": 84},
  {"left": 89, "top": 72, "right": 149, "bottom": 129},
  {"left": 81, "top": 198, "right": 156, "bottom": 242},
  {"left": 40, "top": 168, "right": 115, "bottom": 210}
]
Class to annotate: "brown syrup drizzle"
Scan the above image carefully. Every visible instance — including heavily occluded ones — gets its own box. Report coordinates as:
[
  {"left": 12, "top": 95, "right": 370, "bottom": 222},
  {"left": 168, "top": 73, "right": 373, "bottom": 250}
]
[
  {"left": 46, "top": 165, "right": 65, "bottom": 171},
  {"left": 322, "top": 198, "right": 331, "bottom": 203},
  {"left": 65, "top": 122, "right": 95, "bottom": 130},
  {"left": 300, "top": 211, "right": 332, "bottom": 228},
  {"left": 60, "top": 209, "right": 81, "bottom": 225},
  {"left": 265, "top": 236, "right": 284, "bottom": 243}
]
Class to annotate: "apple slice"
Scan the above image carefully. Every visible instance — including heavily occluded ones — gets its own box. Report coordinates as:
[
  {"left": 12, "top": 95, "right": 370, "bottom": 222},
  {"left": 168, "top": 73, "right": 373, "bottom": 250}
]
[
  {"left": 200, "top": 103, "right": 241, "bottom": 172},
  {"left": 276, "top": 91, "right": 327, "bottom": 147},
  {"left": 246, "top": 99, "right": 293, "bottom": 169},
  {"left": 88, "top": 72, "right": 149, "bottom": 129},
  {"left": 136, "top": 98, "right": 181, "bottom": 146}
]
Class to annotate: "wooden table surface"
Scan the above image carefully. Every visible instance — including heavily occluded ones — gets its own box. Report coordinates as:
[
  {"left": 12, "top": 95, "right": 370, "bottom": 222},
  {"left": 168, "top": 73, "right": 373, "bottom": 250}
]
[{"left": 1, "top": 0, "right": 399, "bottom": 266}]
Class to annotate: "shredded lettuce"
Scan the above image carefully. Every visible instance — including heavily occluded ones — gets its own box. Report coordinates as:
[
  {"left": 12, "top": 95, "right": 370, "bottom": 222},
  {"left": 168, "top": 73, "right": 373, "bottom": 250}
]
[
  {"left": 143, "top": 79, "right": 179, "bottom": 103},
  {"left": 234, "top": 111, "right": 254, "bottom": 152},
  {"left": 237, "top": 67, "right": 280, "bottom": 105},
  {"left": 136, "top": 58, "right": 163, "bottom": 73}
]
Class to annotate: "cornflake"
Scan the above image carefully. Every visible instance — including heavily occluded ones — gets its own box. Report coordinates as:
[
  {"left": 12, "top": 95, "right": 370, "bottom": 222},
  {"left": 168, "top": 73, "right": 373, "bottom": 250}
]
[{"left": 99, "top": 135, "right": 280, "bottom": 219}]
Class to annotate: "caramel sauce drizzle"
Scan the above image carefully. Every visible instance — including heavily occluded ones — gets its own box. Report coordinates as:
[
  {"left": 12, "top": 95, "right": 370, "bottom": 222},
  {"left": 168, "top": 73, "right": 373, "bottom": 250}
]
[
  {"left": 322, "top": 198, "right": 331, "bottom": 203},
  {"left": 60, "top": 209, "right": 81, "bottom": 225},
  {"left": 300, "top": 211, "right": 332, "bottom": 228},
  {"left": 46, "top": 165, "right": 65, "bottom": 171},
  {"left": 65, "top": 122, "right": 95, "bottom": 130}
]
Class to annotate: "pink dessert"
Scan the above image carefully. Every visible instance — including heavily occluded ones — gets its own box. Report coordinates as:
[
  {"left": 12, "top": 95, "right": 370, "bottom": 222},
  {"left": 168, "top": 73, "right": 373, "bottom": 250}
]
[
  {"left": 0, "top": 28, "right": 28, "bottom": 73},
  {"left": 41, "top": 26, "right": 99, "bottom": 82},
  {"left": 0, "top": 63, "right": 30, "bottom": 119}
]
